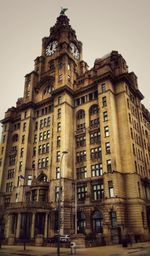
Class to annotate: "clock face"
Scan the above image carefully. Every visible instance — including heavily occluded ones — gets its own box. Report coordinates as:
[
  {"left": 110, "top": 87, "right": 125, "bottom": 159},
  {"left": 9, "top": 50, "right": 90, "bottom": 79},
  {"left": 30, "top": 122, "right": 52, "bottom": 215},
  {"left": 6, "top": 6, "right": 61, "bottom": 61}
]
[
  {"left": 45, "top": 41, "right": 58, "bottom": 56},
  {"left": 70, "top": 42, "right": 80, "bottom": 60}
]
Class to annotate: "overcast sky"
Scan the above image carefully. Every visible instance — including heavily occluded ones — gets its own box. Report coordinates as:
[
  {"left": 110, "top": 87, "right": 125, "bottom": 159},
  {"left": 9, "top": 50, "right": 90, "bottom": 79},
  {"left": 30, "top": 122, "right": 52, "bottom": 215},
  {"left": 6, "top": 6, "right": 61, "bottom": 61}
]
[{"left": 0, "top": 0, "right": 150, "bottom": 131}]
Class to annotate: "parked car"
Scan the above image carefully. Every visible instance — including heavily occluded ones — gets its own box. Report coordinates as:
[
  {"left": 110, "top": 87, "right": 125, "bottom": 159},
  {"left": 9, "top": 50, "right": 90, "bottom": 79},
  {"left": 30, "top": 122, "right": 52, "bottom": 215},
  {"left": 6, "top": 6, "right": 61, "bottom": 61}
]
[{"left": 60, "top": 234, "right": 70, "bottom": 242}]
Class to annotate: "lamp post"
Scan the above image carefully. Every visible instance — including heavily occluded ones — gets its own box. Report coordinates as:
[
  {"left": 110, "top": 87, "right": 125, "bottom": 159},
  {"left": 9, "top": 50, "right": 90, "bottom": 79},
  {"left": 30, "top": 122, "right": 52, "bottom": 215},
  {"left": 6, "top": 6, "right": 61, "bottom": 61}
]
[{"left": 57, "top": 150, "right": 68, "bottom": 256}]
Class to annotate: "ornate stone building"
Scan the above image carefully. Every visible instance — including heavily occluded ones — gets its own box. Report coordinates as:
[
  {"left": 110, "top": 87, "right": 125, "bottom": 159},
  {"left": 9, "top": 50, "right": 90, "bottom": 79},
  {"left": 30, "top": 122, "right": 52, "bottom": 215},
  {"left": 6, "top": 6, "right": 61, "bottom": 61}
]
[{"left": 0, "top": 12, "right": 150, "bottom": 245}]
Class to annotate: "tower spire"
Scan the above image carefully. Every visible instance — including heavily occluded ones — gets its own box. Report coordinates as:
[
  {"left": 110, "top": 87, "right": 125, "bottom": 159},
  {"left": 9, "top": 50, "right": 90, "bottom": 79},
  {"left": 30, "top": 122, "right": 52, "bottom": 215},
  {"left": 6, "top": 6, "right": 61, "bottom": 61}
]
[{"left": 60, "top": 7, "right": 68, "bottom": 16}]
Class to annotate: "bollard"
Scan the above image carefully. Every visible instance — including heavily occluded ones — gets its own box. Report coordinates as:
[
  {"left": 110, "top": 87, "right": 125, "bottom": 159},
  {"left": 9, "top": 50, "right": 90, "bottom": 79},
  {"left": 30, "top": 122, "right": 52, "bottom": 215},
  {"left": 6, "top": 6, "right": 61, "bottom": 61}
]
[{"left": 70, "top": 241, "right": 76, "bottom": 255}]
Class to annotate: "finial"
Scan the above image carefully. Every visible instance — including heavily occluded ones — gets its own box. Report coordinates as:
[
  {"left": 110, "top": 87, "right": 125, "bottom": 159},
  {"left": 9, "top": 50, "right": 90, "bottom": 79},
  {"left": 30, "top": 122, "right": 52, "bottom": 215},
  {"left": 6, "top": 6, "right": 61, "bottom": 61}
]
[{"left": 60, "top": 7, "right": 68, "bottom": 16}]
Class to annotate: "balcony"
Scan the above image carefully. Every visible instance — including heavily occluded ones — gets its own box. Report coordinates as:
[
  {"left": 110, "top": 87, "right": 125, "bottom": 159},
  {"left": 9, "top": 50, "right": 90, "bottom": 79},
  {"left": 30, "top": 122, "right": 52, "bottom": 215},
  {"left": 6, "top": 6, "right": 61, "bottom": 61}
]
[{"left": 7, "top": 201, "right": 52, "bottom": 210}]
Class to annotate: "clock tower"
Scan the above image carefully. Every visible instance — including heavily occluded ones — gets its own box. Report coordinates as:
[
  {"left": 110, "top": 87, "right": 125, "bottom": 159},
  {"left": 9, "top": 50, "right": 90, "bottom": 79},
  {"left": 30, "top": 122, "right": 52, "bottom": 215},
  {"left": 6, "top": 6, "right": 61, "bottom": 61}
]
[{"left": 33, "top": 12, "right": 83, "bottom": 92}]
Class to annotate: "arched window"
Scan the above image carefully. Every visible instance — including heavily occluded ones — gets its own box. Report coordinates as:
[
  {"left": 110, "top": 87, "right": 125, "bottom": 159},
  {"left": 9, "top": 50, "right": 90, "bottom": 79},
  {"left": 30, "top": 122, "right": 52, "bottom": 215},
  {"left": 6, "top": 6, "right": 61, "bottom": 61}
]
[
  {"left": 12, "top": 134, "right": 18, "bottom": 142},
  {"left": 92, "top": 211, "right": 103, "bottom": 233},
  {"left": 76, "top": 109, "right": 85, "bottom": 120},
  {"left": 77, "top": 211, "right": 86, "bottom": 233},
  {"left": 37, "top": 173, "right": 48, "bottom": 183},
  {"left": 89, "top": 105, "right": 99, "bottom": 115}
]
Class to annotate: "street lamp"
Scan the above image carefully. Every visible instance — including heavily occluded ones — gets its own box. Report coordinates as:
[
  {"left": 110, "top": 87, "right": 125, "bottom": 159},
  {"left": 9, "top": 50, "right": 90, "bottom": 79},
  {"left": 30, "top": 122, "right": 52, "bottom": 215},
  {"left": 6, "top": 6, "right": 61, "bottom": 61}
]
[{"left": 57, "top": 150, "right": 68, "bottom": 256}]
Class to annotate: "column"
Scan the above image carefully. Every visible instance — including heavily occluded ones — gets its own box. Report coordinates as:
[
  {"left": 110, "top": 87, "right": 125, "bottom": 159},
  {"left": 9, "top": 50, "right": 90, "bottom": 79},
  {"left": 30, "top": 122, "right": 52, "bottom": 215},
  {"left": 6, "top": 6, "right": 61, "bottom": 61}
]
[
  {"left": 44, "top": 213, "right": 48, "bottom": 238},
  {"left": 31, "top": 213, "right": 35, "bottom": 239},
  {"left": 16, "top": 213, "right": 21, "bottom": 238},
  {"left": 5, "top": 214, "right": 11, "bottom": 238}
]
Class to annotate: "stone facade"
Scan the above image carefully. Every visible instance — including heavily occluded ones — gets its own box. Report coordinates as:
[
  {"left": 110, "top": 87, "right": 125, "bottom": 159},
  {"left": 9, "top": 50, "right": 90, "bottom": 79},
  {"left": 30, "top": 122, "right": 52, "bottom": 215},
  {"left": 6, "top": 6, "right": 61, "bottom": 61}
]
[{"left": 0, "top": 13, "right": 150, "bottom": 245}]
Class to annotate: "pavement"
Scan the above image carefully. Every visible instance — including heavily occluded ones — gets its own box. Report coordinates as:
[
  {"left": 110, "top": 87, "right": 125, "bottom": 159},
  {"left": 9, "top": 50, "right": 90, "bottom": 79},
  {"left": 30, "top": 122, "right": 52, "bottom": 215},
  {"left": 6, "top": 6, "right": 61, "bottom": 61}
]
[{"left": 0, "top": 242, "right": 150, "bottom": 256}]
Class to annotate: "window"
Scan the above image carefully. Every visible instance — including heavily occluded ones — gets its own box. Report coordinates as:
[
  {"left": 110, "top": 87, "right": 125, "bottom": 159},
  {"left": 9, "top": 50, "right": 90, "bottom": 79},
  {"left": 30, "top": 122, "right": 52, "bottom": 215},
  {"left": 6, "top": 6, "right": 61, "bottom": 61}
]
[
  {"left": 55, "top": 186, "right": 60, "bottom": 202},
  {"left": 92, "top": 211, "right": 103, "bottom": 233},
  {"left": 40, "top": 119, "right": 43, "bottom": 129},
  {"left": 38, "top": 145, "right": 42, "bottom": 154},
  {"left": 91, "top": 163, "right": 103, "bottom": 177},
  {"left": 47, "top": 117, "right": 50, "bottom": 126},
  {"left": 76, "top": 109, "right": 85, "bottom": 119},
  {"left": 76, "top": 135, "right": 86, "bottom": 147},
  {"left": 56, "top": 151, "right": 60, "bottom": 162},
  {"left": 58, "top": 108, "right": 61, "bottom": 119},
  {"left": 38, "top": 159, "right": 41, "bottom": 169},
  {"left": 9, "top": 156, "right": 16, "bottom": 166},
  {"left": 102, "top": 96, "right": 107, "bottom": 107},
  {"left": 43, "top": 131, "right": 47, "bottom": 140},
  {"left": 32, "top": 160, "right": 35, "bottom": 169},
  {"left": 90, "top": 118, "right": 99, "bottom": 127},
  {"left": 103, "top": 111, "right": 108, "bottom": 122},
  {"left": 76, "top": 151, "right": 86, "bottom": 162},
  {"left": 77, "top": 166, "right": 87, "bottom": 179},
  {"left": 27, "top": 175, "right": 32, "bottom": 186},
  {"left": 19, "top": 161, "right": 23, "bottom": 171},
  {"left": 105, "top": 142, "right": 110, "bottom": 154},
  {"left": 23, "top": 122, "right": 26, "bottom": 131},
  {"left": 89, "top": 105, "right": 99, "bottom": 115},
  {"left": 47, "top": 130, "right": 50, "bottom": 139},
  {"left": 20, "top": 148, "right": 24, "bottom": 158},
  {"left": 108, "top": 181, "right": 114, "bottom": 197},
  {"left": 34, "top": 134, "right": 37, "bottom": 143},
  {"left": 77, "top": 123, "right": 85, "bottom": 131},
  {"left": 77, "top": 184, "right": 87, "bottom": 200},
  {"left": 104, "top": 126, "right": 109, "bottom": 137},
  {"left": 39, "top": 132, "right": 43, "bottom": 141},
  {"left": 110, "top": 211, "right": 117, "bottom": 228},
  {"left": 107, "top": 159, "right": 112, "bottom": 173},
  {"left": 6, "top": 182, "right": 13, "bottom": 192},
  {"left": 90, "top": 147, "right": 101, "bottom": 160},
  {"left": 35, "top": 121, "right": 38, "bottom": 130},
  {"left": 56, "top": 167, "right": 60, "bottom": 179},
  {"left": 77, "top": 212, "right": 86, "bottom": 233},
  {"left": 46, "top": 143, "right": 49, "bottom": 153},
  {"left": 101, "top": 83, "right": 106, "bottom": 92},
  {"left": 58, "top": 96, "right": 62, "bottom": 105},
  {"left": 22, "top": 135, "right": 25, "bottom": 144},
  {"left": 41, "top": 158, "right": 46, "bottom": 168},
  {"left": 90, "top": 131, "right": 100, "bottom": 144},
  {"left": 7, "top": 169, "right": 15, "bottom": 179},
  {"left": 92, "top": 182, "right": 104, "bottom": 200},
  {"left": 33, "top": 147, "right": 36, "bottom": 157},
  {"left": 57, "top": 136, "right": 61, "bottom": 147},
  {"left": 45, "top": 157, "right": 49, "bottom": 167},
  {"left": 57, "top": 122, "right": 61, "bottom": 132}
]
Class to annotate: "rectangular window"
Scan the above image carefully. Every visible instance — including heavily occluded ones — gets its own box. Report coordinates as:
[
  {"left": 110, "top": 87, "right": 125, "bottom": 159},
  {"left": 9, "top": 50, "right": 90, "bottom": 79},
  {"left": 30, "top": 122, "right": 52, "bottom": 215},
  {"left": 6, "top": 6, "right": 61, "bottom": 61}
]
[
  {"left": 58, "top": 108, "right": 61, "bottom": 119},
  {"left": 103, "top": 111, "right": 108, "bottom": 122},
  {"left": 33, "top": 147, "right": 36, "bottom": 157},
  {"left": 110, "top": 211, "right": 117, "bottom": 228},
  {"left": 108, "top": 181, "right": 114, "bottom": 198},
  {"left": 6, "top": 182, "right": 13, "bottom": 192},
  {"left": 101, "top": 83, "right": 106, "bottom": 92},
  {"left": 35, "top": 121, "right": 38, "bottom": 130},
  {"left": 90, "top": 118, "right": 99, "bottom": 128},
  {"left": 105, "top": 142, "right": 111, "bottom": 154},
  {"left": 90, "top": 147, "right": 102, "bottom": 160},
  {"left": 76, "top": 151, "right": 86, "bottom": 162},
  {"left": 38, "top": 159, "right": 41, "bottom": 169},
  {"left": 32, "top": 160, "right": 35, "bottom": 169},
  {"left": 47, "top": 130, "right": 50, "bottom": 139},
  {"left": 46, "top": 143, "right": 49, "bottom": 153},
  {"left": 27, "top": 175, "right": 32, "bottom": 186},
  {"left": 9, "top": 156, "right": 16, "bottom": 166},
  {"left": 91, "top": 163, "right": 103, "bottom": 177},
  {"left": 39, "top": 133, "right": 43, "bottom": 141},
  {"left": 90, "top": 131, "right": 100, "bottom": 144},
  {"left": 104, "top": 126, "right": 109, "bottom": 137},
  {"left": 57, "top": 122, "right": 61, "bottom": 132},
  {"left": 92, "top": 182, "right": 104, "bottom": 200},
  {"left": 77, "top": 166, "right": 87, "bottom": 179},
  {"left": 44, "top": 118, "right": 47, "bottom": 127},
  {"left": 77, "top": 184, "right": 87, "bottom": 200},
  {"left": 56, "top": 151, "right": 60, "bottom": 162},
  {"left": 57, "top": 136, "right": 61, "bottom": 147},
  {"left": 43, "top": 131, "right": 47, "bottom": 140},
  {"left": 22, "top": 135, "right": 25, "bottom": 144},
  {"left": 40, "top": 119, "right": 43, "bottom": 129},
  {"left": 58, "top": 96, "right": 62, "bottom": 105},
  {"left": 102, "top": 96, "right": 107, "bottom": 107},
  {"left": 47, "top": 117, "right": 50, "bottom": 126},
  {"left": 23, "top": 122, "right": 26, "bottom": 131},
  {"left": 107, "top": 159, "right": 112, "bottom": 173},
  {"left": 56, "top": 167, "right": 60, "bottom": 179},
  {"left": 19, "top": 161, "right": 23, "bottom": 171},
  {"left": 76, "top": 135, "right": 86, "bottom": 147},
  {"left": 34, "top": 134, "right": 37, "bottom": 143},
  {"left": 7, "top": 169, "right": 15, "bottom": 179},
  {"left": 55, "top": 186, "right": 60, "bottom": 202}
]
